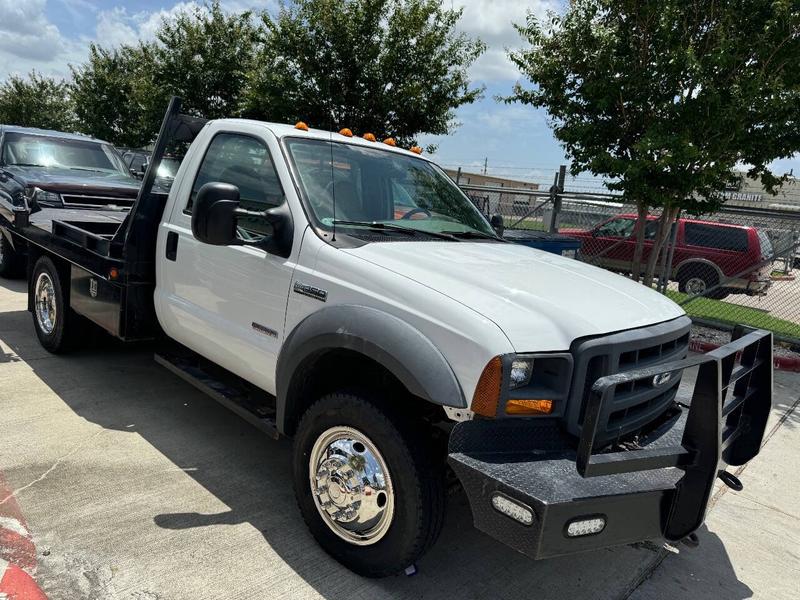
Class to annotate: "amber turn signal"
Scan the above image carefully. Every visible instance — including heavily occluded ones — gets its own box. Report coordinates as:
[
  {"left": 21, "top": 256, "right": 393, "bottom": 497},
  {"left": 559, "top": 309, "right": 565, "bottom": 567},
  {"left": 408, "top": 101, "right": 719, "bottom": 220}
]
[
  {"left": 295, "top": 121, "right": 309, "bottom": 131},
  {"left": 505, "top": 399, "right": 554, "bottom": 416},
  {"left": 471, "top": 357, "right": 502, "bottom": 417}
]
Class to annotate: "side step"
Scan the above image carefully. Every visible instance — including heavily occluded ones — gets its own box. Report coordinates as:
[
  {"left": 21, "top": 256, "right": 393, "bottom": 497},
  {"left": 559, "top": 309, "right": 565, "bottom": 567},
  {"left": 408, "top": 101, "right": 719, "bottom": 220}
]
[{"left": 155, "top": 351, "right": 280, "bottom": 439}]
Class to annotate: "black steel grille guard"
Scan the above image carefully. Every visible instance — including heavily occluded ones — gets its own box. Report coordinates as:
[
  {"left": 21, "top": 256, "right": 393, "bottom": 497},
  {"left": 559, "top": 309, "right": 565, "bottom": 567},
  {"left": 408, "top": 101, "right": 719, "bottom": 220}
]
[{"left": 576, "top": 326, "right": 773, "bottom": 541}]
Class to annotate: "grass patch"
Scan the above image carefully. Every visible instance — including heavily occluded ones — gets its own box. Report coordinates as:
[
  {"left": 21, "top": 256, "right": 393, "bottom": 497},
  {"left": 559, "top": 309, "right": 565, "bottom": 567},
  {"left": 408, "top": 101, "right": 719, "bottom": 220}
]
[{"left": 666, "top": 290, "right": 800, "bottom": 341}]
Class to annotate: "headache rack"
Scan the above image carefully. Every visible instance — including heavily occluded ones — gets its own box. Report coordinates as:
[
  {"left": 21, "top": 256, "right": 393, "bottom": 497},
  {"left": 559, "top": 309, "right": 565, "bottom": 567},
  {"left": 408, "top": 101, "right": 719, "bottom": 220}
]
[
  {"left": 10, "top": 97, "right": 208, "bottom": 341},
  {"left": 577, "top": 325, "right": 772, "bottom": 541}
]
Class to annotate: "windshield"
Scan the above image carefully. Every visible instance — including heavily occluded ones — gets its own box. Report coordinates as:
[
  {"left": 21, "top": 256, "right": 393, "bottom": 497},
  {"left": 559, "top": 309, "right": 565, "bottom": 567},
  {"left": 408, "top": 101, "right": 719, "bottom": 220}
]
[
  {"left": 1, "top": 132, "right": 129, "bottom": 175},
  {"left": 285, "top": 138, "right": 494, "bottom": 238}
]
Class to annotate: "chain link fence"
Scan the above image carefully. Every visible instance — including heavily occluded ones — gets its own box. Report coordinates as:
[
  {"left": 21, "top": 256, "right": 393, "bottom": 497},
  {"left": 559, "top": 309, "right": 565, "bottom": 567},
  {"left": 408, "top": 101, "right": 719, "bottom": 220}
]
[{"left": 460, "top": 167, "right": 800, "bottom": 346}]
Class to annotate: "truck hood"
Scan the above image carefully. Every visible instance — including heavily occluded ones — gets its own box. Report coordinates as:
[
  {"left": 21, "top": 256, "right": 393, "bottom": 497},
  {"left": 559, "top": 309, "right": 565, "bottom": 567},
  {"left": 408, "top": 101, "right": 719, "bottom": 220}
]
[
  {"left": 344, "top": 241, "right": 685, "bottom": 352},
  {"left": 4, "top": 166, "right": 140, "bottom": 197}
]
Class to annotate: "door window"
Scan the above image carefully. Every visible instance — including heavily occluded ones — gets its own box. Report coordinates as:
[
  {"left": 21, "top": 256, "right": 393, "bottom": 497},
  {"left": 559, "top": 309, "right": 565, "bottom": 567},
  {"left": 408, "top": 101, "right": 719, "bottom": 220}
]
[
  {"left": 595, "top": 218, "right": 636, "bottom": 238},
  {"left": 187, "top": 133, "right": 284, "bottom": 239}
]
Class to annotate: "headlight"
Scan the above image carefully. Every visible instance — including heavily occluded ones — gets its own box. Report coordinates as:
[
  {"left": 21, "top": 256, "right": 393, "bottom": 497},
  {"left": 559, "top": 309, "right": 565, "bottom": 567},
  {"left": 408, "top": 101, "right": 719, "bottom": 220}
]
[
  {"left": 27, "top": 187, "right": 62, "bottom": 208},
  {"left": 471, "top": 353, "right": 573, "bottom": 418},
  {"left": 509, "top": 359, "right": 534, "bottom": 389}
]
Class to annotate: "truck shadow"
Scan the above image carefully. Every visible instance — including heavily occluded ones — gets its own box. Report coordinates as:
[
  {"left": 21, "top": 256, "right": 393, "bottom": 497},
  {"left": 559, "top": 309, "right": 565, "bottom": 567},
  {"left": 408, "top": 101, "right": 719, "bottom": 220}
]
[{"left": 0, "top": 302, "right": 770, "bottom": 599}]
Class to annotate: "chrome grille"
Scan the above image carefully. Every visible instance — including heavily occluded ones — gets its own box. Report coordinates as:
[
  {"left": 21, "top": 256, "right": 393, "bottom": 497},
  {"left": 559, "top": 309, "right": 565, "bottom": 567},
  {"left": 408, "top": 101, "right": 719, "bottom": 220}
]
[
  {"left": 61, "top": 194, "right": 135, "bottom": 207},
  {"left": 565, "top": 316, "right": 691, "bottom": 446}
]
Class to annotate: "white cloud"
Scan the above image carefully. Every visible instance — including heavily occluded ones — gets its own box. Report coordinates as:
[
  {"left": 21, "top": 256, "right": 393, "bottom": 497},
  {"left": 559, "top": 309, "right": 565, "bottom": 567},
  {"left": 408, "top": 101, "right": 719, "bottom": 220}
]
[
  {"left": 454, "top": 0, "right": 560, "bottom": 82},
  {"left": 0, "top": 0, "right": 87, "bottom": 78},
  {"left": 95, "top": 2, "right": 204, "bottom": 49},
  {"left": 0, "top": 0, "right": 272, "bottom": 80}
]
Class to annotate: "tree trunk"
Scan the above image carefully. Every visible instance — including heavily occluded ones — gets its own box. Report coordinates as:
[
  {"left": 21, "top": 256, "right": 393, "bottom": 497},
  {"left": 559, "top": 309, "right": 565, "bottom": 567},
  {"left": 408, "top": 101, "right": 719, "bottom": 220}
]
[
  {"left": 630, "top": 201, "right": 648, "bottom": 282},
  {"left": 643, "top": 205, "right": 680, "bottom": 288}
]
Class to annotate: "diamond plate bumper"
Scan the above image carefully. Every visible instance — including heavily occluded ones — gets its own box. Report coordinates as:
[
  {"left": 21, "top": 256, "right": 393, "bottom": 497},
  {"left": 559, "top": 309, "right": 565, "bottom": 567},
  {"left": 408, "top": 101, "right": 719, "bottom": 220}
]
[{"left": 448, "top": 327, "right": 773, "bottom": 560}]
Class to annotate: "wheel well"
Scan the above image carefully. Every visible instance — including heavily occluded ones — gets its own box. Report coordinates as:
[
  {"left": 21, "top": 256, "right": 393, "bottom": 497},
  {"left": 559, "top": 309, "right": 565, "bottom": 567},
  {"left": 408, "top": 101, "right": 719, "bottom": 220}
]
[
  {"left": 676, "top": 261, "right": 719, "bottom": 283},
  {"left": 282, "top": 348, "right": 443, "bottom": 436}
]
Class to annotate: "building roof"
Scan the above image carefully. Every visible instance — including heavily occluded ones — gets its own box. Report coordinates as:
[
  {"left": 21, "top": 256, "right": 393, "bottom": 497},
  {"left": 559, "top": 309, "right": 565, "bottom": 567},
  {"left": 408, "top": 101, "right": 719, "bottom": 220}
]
[{"left": 444, "top": 169, "right": 540, "bottom": 190}]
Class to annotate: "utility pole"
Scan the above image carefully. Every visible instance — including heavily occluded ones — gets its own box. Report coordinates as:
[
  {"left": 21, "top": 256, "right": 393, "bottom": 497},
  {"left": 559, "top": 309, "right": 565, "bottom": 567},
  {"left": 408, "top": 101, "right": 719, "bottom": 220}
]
[{"left": 483, "top": 157, "right": 488, "bottom": 175}]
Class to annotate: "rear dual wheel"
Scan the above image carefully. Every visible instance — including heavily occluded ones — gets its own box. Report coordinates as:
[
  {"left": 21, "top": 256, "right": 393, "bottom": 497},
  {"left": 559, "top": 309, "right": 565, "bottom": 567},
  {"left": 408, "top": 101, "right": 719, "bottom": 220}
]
[{"left": 30, "top": 256, "right": 82, "bottom": 353}]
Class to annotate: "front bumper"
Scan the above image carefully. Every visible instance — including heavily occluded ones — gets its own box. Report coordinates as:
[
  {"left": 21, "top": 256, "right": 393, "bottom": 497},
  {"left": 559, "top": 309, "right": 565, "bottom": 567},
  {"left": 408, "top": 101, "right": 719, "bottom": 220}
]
[{"left": 448, "top": 328, "right": 773, "bottom": 560}]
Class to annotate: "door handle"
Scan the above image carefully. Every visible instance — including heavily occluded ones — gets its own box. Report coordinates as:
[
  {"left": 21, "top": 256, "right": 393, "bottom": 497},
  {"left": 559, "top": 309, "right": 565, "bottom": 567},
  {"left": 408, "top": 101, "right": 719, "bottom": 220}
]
[{"left": 166, "top": 231, "right": 178, "bottom": 261}]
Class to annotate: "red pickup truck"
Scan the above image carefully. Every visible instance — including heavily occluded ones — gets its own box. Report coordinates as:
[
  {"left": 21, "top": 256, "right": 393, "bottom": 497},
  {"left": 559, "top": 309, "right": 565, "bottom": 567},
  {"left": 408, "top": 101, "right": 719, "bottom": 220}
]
[{"left": 564, "top": 214, "right": 773, "bottom": 299}]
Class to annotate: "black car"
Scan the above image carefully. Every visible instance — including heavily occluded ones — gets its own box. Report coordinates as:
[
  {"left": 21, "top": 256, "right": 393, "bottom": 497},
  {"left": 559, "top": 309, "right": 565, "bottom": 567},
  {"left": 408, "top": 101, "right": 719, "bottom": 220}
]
[{"left": 0, "top": 126, "right": 140, "bottom": 276}]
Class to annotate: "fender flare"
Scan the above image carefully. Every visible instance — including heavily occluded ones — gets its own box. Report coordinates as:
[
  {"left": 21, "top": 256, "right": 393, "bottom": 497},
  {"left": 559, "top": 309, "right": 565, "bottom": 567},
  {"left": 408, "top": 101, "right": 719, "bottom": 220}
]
[
  {"left": 276, "top": 304, "right": 465, "bottom": 434},
  {"left": 672, "top": 258, "right": 724, "bottom": 281}
]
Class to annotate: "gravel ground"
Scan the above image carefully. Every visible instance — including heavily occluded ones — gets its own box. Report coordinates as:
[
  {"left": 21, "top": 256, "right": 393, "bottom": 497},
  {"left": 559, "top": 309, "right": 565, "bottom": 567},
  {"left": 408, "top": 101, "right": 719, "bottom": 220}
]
[{"left": 691, "top": 324, "right": 800, "bottom": 359}]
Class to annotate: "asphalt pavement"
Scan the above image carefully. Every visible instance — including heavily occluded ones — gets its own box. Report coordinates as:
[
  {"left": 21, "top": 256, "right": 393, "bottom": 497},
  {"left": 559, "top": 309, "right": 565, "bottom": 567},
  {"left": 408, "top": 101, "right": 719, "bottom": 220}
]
[{"left": 0, "top": 276, "right": 797, "bottom": 599}]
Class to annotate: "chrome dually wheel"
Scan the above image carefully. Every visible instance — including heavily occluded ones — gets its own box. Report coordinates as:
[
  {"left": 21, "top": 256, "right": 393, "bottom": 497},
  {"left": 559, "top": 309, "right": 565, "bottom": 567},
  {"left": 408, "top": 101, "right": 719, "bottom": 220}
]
[
  {"left": 309, "top": 426, "right": 395, "bottom": 545},
  {"left": 35, "top": 272, "right": 57, "bottom": 334}
]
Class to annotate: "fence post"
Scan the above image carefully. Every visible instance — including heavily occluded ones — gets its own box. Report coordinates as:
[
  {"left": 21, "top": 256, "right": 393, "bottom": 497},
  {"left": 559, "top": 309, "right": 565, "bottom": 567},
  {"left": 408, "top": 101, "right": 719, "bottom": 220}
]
[
  {"left": 455, "top": 167, "right": 461, "bottom": 186},
  {"left": 549, "top": 165, "right": 566, "bottom": 233}
]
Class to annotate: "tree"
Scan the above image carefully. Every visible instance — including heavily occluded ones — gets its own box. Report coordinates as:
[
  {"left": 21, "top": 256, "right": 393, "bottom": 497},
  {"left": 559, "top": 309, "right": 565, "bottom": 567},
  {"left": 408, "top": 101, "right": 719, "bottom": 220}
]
[
  {"left": 0, "top": 72, "right": 75, "bottom": 131},
  {"left": 71, "top": 44, "right": 157, "bottom": 147},
  {"left": 246, "top": 0, "right": 486, "bottom": 146},
  {"left": 508, "top": 0, "right": 800, "bottom": 285},
  {"left": 71, "top": 1, "right": 259, "bottom": 148},
  {"left": 147, "top": 0, "right": 259, "bottom": 121}
]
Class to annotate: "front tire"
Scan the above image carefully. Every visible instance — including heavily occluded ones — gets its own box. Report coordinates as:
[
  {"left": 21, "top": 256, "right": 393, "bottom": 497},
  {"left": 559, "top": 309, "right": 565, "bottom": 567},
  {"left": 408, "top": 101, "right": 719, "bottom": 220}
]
[
  {"left": 30, "top": 256, "right": 81, "bottom": 353},
  {"left": 293, "top": 391, "right": 445, "bottom": 577}
]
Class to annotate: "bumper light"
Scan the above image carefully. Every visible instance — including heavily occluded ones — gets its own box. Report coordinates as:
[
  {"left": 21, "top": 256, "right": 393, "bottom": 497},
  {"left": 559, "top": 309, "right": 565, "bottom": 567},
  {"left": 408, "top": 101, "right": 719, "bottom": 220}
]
[
  {"left": 491, "top": 494, "right": 534, "bottom": 526},
  {"left": 565, "top": 516, "right": 606, "bottom": 537},
  {"left": 506, "top": 398, "right": 553, "bottom": 415}
]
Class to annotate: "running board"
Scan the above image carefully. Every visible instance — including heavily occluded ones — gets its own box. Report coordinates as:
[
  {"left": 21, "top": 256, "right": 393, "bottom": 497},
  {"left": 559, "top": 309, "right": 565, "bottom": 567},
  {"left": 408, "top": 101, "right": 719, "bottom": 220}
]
[{"left": 155, "top": 351, "right": 280, "bottom": 439}]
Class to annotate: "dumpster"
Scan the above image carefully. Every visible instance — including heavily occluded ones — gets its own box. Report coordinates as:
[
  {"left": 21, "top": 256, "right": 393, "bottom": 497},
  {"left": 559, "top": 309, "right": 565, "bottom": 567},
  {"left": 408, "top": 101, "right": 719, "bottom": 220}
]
[{"left": 503, "top": 230, "right": 582, "bottom": 258}]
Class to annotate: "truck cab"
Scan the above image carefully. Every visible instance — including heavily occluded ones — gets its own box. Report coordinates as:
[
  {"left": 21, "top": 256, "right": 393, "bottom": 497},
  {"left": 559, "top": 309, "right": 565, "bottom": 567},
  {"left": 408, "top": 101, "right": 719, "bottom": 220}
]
[{"left": 4, "top": 100, "right": 774, "bottom": 578}]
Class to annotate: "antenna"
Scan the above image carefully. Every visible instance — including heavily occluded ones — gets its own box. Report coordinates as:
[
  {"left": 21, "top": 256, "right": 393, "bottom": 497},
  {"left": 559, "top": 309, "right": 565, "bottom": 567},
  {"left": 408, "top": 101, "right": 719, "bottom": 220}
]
[{"left": 329, "top": 120, "right": 336, "bottom": 242}]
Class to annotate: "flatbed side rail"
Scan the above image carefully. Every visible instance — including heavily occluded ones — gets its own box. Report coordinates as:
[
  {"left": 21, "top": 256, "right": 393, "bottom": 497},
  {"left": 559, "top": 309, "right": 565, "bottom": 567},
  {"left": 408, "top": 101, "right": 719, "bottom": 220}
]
[{"left": 576, "top": 326, "right": 772, "bottom": 540}]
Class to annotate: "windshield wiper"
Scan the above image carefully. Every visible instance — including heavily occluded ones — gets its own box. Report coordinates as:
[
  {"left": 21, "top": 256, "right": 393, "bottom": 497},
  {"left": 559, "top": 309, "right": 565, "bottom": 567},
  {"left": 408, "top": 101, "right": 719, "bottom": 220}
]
[
  {"left": 7, "top": 163, "right": 48, "bottom": 167},
  {"left": 332, "top": 220, "right": 460, "bottom": 241},
  {"left": 440, "top": 230, "right": 503, "bottom": 241},
  {"left": 69, "top": 167, "right": 105, "bottom": 173}
]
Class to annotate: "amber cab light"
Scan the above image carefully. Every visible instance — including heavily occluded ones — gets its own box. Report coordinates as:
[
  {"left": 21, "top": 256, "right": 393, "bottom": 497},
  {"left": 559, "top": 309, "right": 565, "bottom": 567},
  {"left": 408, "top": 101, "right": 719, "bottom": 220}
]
[
  {"left": 363, "top": 133, "right": 377, "bottom": 142},
  {"left": 383, "top": 137, "right": 397, "bottom": 146},
  {"left": 506, "top": 399, "right": 554, "bottom": 416},
  {"left": 339, "top": 128, "right": 353, "bottom": 137},
  {"left": 410, "top": 146, "right": 423, "bottom": 154},
  {"left": 471, "top": 357, "right": 502, "bottom": 417},
  {"left": 295, "top": 121, "right": 309, "bottom": 131}
]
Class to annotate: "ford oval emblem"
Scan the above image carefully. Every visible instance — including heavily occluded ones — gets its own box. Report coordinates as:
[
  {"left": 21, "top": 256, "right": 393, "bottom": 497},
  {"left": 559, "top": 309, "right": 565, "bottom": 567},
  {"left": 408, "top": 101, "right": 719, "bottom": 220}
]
[{"left": 652, "top": 372, "right": 672, "bottom": 387}]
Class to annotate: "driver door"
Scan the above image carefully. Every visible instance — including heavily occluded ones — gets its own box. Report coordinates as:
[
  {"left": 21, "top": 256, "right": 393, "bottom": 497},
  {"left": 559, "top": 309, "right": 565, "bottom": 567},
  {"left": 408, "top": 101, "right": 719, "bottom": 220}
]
[{"left": 158, "top": 129, "right": 293, "bottom": 395}]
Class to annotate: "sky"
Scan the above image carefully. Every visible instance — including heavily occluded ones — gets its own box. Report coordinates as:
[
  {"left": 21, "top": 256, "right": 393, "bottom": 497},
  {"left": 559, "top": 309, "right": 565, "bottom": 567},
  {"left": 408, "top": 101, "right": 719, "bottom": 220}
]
[{"left": 0, "top": 0, "right": 797, "bottom": 185}]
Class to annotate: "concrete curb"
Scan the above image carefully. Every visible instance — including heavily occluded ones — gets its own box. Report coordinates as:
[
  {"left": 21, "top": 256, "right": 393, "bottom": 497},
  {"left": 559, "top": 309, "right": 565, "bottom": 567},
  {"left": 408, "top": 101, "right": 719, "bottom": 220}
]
[{"left": 688, "top": 338, "right": 800, "bottom": 372}]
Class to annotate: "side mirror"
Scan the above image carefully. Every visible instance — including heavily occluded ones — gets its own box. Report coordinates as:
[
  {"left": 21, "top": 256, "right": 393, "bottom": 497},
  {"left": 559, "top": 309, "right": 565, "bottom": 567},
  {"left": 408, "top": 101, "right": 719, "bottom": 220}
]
[
  {"left": 192, "top": 182, "right": 240, "bottom": 246},
  {"left": 191, "top": 181, "right": 295, "bottom": 257},
  {"left": 490, "top": 214, "right": 504, "bottom": 237}
]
